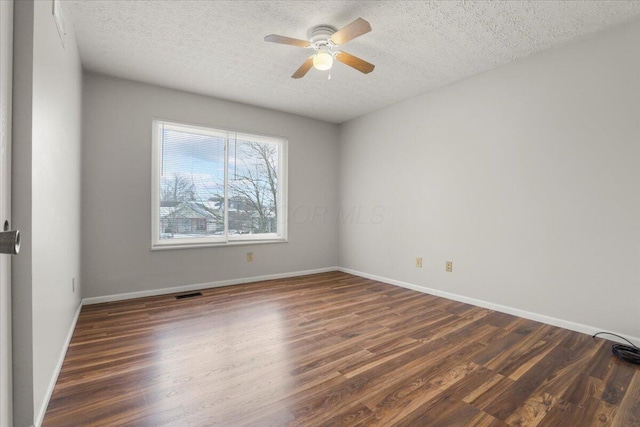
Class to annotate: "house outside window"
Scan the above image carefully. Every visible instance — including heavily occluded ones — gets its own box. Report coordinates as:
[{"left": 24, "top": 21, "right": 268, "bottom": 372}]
[{"left": 151, "top": 119, "right": 288, "bottom": 249}]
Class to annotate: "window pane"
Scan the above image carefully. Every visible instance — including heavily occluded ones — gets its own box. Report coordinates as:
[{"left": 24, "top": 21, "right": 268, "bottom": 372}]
[
  {"left": 228, "top": 137, "right": 279, "bottom": 236},
  {"left": 153, "top": 120, "right": 286, "bottom": 248},
  {"left": 159, "top": 126, "right": 225, "bottom": 240}
]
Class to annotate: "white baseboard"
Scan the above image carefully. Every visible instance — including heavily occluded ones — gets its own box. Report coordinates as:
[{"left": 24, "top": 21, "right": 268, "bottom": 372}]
[
  {"left": 82, "top": 267, "right": 339, "bottom": 305},
  {"left": 34, "top": 301, "right": 82, "bottom": 427},
  {"left": 338, "top": 267, "right": 640, "bottom": 346}
]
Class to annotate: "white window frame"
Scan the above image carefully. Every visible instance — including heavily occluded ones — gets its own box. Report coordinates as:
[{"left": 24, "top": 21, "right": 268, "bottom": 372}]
[{"left": 151, "top": 119, "right": 288, "bottom": 250}]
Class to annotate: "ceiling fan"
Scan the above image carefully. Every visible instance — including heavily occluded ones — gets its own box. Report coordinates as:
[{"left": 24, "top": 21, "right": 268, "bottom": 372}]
[{"left": 265, "top": 17, "right": 375, "bottom": 79}]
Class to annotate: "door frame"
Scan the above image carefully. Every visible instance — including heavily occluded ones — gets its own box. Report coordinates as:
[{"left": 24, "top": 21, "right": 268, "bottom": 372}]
[{"left": 0, "top": 1, "right": 14, "bottom": 426}]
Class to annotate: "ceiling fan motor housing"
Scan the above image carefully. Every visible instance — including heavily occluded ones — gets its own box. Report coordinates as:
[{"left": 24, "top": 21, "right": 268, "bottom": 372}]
[{"left": 308, "top": 25, "right": 337, "bottom": 47}]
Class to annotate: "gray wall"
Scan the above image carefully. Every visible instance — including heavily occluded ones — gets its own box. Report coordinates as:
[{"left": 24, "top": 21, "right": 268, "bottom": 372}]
[
  {"left": 12, "top": 0, "right": 83, "bottom": 425},
  {"left": 82, "top": 73, "right": 339, "bottom": 298},
  {"left": 339, "top": 19, "right": 640, "bottom": 339}
]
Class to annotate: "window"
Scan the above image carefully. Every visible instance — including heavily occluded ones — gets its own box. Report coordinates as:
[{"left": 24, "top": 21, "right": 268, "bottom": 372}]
[{"left": 152, "top": 120, "right": 287, "bottom": 249}]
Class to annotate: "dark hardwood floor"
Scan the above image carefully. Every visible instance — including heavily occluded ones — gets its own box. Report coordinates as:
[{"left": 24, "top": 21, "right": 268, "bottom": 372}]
[{"left": 43, "top": 271, "right": 639, "bottom": 426}]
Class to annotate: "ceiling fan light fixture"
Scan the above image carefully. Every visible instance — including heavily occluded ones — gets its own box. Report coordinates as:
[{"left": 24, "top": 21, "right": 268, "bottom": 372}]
[{"left": 313, "top": 50, "right": 333, "bottom": 71}]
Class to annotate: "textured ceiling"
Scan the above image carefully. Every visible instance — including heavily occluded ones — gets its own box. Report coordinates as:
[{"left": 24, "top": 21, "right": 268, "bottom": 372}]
[{"left": 66, "top": 1, "right": 640, "bottom": 124}]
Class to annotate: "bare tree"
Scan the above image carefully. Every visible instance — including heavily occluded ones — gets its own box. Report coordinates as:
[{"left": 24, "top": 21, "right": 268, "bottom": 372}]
[
  {"left": 162, "top": 174, "right": 195, "bottom": 204},
  {"left": 229, "top": 142, "right": 278, "bottom": 234}
]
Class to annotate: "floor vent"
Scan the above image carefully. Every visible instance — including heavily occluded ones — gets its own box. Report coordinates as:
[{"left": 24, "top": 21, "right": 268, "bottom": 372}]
[{"left": 175, "top": 292, "right": 203, "bottom": 300}]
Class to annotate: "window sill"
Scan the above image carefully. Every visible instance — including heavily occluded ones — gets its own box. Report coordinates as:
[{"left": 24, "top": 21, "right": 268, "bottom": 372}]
[{"left": 150, "top": 238, "right": 288, "bottom": 251}]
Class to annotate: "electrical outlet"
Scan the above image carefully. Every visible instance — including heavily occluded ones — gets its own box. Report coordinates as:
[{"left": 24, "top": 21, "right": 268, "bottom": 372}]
[
  {"left": 416, "top": 257, "right": 422, "bottom": 268},
  {"left": 72, "top": 277, "right": 76, "bottom": 292},
  {"left": 446, "top": 261, "right": 453, "bottom": 272},
  {"left": 247, "top": 252, "right": 254, "bottom": 262}
]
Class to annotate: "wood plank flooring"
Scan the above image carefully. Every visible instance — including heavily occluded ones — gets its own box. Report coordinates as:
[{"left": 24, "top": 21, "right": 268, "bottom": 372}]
[{"left": 43, "top": 272, "right": 640, "bottom": 426}]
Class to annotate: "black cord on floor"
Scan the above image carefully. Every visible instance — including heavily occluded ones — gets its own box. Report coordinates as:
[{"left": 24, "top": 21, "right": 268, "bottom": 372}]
[{"left": 593, "top": 332, "right": 640, "bottom": 365}]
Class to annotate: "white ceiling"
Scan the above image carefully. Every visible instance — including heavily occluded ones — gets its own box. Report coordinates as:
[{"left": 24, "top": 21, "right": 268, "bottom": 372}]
[{"left": 67, "top": 1, "right": 640, "bottom": 124}]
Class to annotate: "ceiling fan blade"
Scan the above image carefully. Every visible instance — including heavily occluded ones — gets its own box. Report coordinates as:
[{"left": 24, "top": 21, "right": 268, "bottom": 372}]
[
  {"left": 335, "top": 51, "right": 375, "bottom": 74},
  {"left": 264, "top": 34, "right": 310, "bottom": 48},
  {"left": 292, "top": 56, "right": 315, "bottom": 79},
  {"left": 330, "top": 18, "right": 372, "bottom": 45}
]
